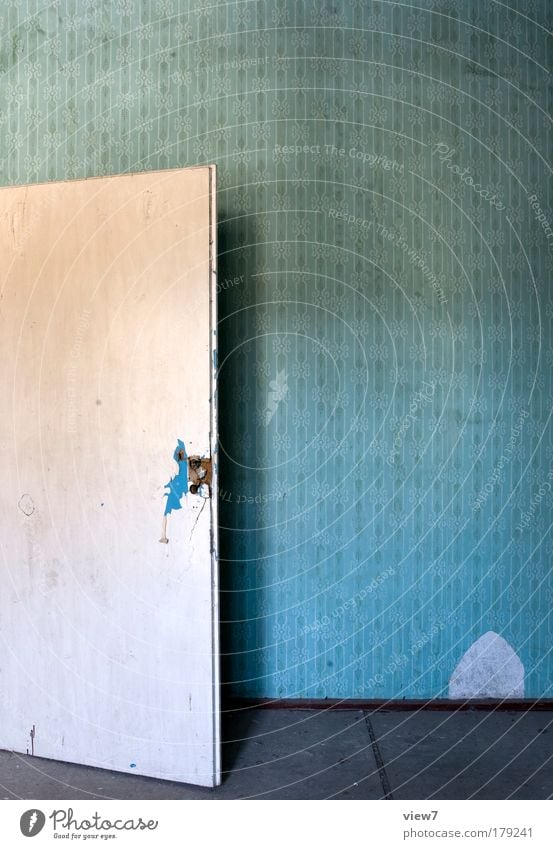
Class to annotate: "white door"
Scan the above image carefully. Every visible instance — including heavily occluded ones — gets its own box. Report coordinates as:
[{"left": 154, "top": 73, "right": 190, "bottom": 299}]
[{"left": 0, "top": 166, "right": 220, "bottom": 786}]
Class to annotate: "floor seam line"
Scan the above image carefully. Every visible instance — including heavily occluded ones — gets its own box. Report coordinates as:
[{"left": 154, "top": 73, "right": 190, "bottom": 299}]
[{"left": 363, "top": 710, "right": 394, "bottom": 800}]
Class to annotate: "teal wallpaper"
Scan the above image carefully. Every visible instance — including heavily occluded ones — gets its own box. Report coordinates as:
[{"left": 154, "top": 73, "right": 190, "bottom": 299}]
[{"left": 2, "top": 0, "right": 552, "bottom": 698}]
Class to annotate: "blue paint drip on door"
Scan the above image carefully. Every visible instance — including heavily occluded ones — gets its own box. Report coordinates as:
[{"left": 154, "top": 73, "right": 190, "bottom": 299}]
[{"left": 163, "top": 439, "right": 188, "bottom": 515}]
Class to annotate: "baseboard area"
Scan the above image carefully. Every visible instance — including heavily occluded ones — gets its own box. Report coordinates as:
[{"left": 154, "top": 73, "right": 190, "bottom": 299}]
[{"left": 224, "top": 697, "right": 553, "bottom": 711}]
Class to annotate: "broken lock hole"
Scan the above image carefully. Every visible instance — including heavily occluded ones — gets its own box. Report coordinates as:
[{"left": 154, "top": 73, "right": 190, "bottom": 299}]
[{"left": 187, "top": 455, "right": 212, "bottom": 496}]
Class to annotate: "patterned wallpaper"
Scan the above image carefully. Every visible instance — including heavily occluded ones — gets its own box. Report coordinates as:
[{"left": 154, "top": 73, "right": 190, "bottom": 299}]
[{"left": 2, "top": 0, "right": 552, "bottom": 698}]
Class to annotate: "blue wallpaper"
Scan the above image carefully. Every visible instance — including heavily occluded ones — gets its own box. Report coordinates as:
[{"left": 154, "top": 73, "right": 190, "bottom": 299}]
[{"left": 2, "top": 0, "right": 552, "bottom": 698}]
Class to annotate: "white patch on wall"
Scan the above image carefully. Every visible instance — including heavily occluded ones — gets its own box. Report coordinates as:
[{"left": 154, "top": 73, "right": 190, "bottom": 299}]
[{"left": 449, "top": 631, "right": 524, "bottom": 699}]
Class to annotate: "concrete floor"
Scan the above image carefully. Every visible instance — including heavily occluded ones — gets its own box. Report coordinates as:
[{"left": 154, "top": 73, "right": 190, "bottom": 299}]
[{"left": 1, "top": 709, "right": 552, "bottom": 800}]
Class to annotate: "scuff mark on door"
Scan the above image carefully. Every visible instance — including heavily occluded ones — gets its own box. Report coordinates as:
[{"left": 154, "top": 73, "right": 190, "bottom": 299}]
[
  {"left": 27, "top": 724, "right": 36, "bottom": 756},
  {"left": 18, "top": 493, "right": 35, "bottom": 516}
]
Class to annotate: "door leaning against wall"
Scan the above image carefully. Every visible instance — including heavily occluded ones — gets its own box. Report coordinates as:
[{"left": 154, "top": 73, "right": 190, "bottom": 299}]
[{"left": 0, "top": 165, "right": 220, "bottom": 787}]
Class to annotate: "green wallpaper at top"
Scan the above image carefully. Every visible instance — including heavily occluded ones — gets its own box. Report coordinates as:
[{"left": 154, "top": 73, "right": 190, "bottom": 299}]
[{"left": 2, "top": 0, "right": 552, "bottom": 698}]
